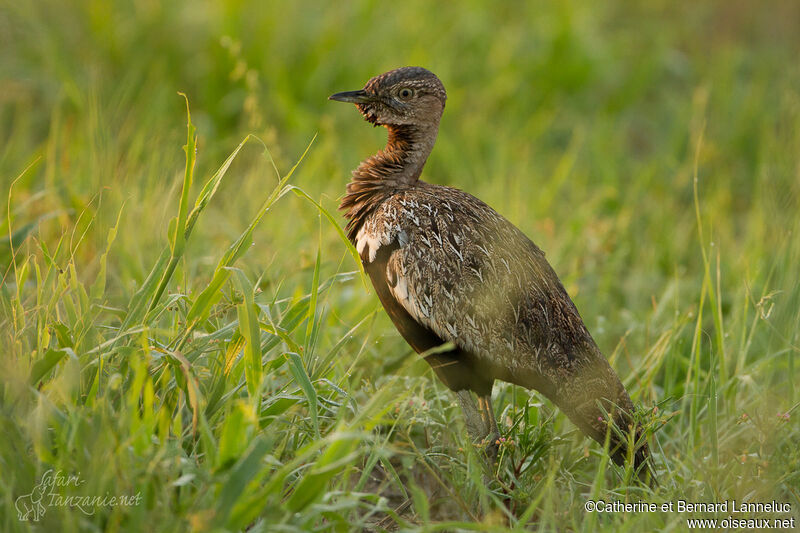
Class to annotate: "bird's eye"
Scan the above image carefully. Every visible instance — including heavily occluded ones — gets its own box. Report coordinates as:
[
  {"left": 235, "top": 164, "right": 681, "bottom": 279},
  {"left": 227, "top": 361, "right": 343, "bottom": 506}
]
[{"left": 398, "top": 88, "right": 414, "bottom": 99}]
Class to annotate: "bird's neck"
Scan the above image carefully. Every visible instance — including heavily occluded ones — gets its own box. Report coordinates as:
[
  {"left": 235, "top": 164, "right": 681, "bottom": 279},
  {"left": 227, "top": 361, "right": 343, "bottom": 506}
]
[
  {"left": 340, "top": 121, "right": 439, "bottom": 241},
  {"left": 355, "top": 122, "right": 438, "bottom": 185}
]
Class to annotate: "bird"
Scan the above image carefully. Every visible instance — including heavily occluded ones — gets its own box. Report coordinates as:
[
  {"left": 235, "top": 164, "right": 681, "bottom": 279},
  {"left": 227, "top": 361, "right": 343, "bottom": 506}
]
[{"left": 329, "top": 66, "right": 653, "bottom": 483}]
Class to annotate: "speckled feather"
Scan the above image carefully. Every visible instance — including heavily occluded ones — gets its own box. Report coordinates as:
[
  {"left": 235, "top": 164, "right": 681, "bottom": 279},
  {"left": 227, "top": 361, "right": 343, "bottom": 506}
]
[
  {"left": 335, "top": 67, "right": 650, "bottom": 473},
  {"left": 354, "top": 183, "right": 638, "bottom": 452}
]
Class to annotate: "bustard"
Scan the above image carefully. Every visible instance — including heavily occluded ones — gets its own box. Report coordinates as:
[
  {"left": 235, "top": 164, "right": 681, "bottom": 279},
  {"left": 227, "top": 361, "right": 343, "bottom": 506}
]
[{"left": 330, "top": 66, "right": 652, "bottom": 482}]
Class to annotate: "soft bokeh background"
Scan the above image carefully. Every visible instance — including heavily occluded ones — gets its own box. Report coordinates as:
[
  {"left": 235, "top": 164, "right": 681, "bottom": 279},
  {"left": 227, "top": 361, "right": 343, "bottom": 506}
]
[{"left": 1, "top": 1, "right": 798, "bottom": 531}]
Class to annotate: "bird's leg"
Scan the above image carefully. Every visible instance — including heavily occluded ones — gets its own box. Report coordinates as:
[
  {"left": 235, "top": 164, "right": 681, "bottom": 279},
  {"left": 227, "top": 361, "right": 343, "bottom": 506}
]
[
  {"left": 477, "top": 394, "right": 501, "bottom": 462},
  {"left": 456, "top": 390, "right": 500, "bottom": 462},
  {"left": 456, "top": 390, "right": 488, "bottom": 444}
]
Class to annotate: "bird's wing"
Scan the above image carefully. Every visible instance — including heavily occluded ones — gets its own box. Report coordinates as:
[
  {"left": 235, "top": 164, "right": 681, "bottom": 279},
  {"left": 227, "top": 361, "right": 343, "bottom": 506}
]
[
  {"left": 361, "top": 234, "right": 497, "bottom": 394},
  {"left": 374, "top": 186, "right": 580, "bottom": 370}
]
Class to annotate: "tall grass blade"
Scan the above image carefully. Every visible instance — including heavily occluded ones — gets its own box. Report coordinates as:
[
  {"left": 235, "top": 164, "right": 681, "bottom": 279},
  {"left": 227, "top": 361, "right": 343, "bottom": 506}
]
[{"left": 231, "top": 268, "right": 263, "bottom": 399}]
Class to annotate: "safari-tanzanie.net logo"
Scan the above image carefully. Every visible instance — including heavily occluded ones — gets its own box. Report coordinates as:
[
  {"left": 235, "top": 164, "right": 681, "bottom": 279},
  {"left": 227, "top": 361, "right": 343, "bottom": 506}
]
[{"left": 15, "top": 469, "right": 142, "bottom": 522}]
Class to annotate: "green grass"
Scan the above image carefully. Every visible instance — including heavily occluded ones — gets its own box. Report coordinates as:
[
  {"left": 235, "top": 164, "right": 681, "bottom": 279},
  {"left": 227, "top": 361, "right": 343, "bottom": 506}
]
[{"left": 1, "top": 0, "right": 799, "bottom": 531}]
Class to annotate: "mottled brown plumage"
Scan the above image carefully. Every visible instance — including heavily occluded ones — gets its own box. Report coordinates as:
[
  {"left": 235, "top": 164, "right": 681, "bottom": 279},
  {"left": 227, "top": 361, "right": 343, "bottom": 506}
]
[{"left": 330, "top": 66, "right": 653, "bottom": 482}]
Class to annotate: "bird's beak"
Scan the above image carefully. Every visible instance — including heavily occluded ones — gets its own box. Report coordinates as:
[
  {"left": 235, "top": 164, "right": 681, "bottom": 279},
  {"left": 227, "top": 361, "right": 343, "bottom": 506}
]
[{"left": 328, "top": 89, "right": 371, "bottom": 103}]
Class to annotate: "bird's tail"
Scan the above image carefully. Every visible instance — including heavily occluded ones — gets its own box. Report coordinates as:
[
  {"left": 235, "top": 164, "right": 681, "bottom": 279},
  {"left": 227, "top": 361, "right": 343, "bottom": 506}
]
[{"left": 555, "top": 358, "right": 656, "bottom": 486}]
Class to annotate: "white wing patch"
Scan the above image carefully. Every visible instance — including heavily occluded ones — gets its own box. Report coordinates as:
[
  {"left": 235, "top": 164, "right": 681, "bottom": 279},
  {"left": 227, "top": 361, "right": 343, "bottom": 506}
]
[{"left": 356, "top": 225, "right": 390, "bottom": 263}]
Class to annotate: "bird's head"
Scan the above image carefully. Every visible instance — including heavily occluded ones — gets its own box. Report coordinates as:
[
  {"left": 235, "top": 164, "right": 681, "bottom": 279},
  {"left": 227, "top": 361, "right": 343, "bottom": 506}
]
[{"left": 329, "top": 66, "right": 447, "bottom": 127}]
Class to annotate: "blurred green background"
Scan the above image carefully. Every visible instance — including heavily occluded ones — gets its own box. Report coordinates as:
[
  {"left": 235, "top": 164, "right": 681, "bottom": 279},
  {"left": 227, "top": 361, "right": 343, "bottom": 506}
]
[{"left": 1, "top": 0, "right": 798, "bottom": 531}]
